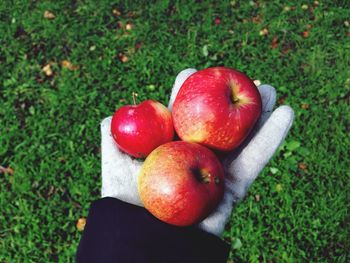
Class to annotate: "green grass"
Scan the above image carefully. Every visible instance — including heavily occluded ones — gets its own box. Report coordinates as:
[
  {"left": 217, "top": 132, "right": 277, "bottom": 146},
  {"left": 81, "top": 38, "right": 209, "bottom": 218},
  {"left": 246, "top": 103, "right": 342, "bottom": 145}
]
[{"left": 1, "top": 0, "right": 349, "bottom": 262}]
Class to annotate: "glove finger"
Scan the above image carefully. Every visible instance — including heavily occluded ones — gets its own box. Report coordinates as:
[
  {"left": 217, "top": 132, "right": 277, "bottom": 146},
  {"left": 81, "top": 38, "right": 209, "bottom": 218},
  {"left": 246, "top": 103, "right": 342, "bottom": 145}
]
[
  {"left": 256, "top": 84, "right": 276, "bottom": 129},
  {"left": 225, "top": 105, "right": 294, "bottom": 200},
  {"left": 101, "top": 116, "right": 143, "bottom": 205},
  {"left": 168, "top": 68, "right": 197, "bottom": 110}
]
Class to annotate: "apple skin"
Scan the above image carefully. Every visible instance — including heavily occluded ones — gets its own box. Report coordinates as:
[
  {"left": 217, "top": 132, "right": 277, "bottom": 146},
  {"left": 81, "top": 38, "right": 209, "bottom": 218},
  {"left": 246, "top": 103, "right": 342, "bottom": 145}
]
[
  {"left": 172, "top": 67, "right": 262, "bottom": 151},
  {"left": 111, "top": 100, "right": 174, "bottom": 158},
  {"left": 138, "top": 141, "right": 224, "bottom": 226}
]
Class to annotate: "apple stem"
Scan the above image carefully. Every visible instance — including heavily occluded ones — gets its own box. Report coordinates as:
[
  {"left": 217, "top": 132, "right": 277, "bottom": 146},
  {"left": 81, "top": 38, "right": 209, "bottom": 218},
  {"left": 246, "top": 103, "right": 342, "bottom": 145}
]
[{"left": 132, "top": 92, "right": 138, "bottom": 105}]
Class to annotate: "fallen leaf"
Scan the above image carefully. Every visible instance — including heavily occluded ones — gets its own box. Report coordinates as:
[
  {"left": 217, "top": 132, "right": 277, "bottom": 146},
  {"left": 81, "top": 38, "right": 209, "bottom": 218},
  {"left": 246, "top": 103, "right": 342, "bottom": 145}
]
[
  {"left": 301, "top": 103, "right": 309, "bottom": 109},
  {"left": 252, "top": 15, "right": 262, "bottom": 24},
  {"left": 301, "top": 4, "right": 308, "bottom": 10},
  {"left": 282, "top": 45, "right": 291, "bottom": 54},
  {"left": 0, "top": 166, "right": 14, "bottom": 175},
  {"left": 307, "top": 24, "right": 313, "bottom": 29},
  {"left": 259, "top": 28, "right": 268, "bottom": 36},
  {"left": 61, "top": 60, "right": 79, "bottom": 70},
  {"left": 117, "top": 21, "right": 124, "bottom": 29},
  {"left": 126, "top": 11, "right": 136, "bottom": 18},
  {"left": 284, "top": 6, "right": 291, "bottom": 12},
  {"left": 112, "top": 8, "right": 121, "bottom": 16},
  {"left": 135, "top": 42, "right": 143, "bottom": 50},
  {"left": 271, "top": 37, "right": 278, "bottom": 49},
  {"left": 298, "top": 163, "right": 307, "bottom": 170},
  {"left": 44, "top": 10, "right": 55, "bottom": 20},
  {"left": 42, "top": 63, "right": 53, "bottom": 76},
  {"left": 118, "top": 53, "right": 128, "bottom": 63},
  {"left": 255, "top": 195, "right": 261, "bottom": 202},
  {"left": 125, "top": 23, "right": 133, "bottom": 30},
  {"left": 313, "top": 1, "right": 319, "bottom": 6},
  {"left": 278, "top": 95, "right": 287, "bottom": 104},
  {"left": 76, "top": 218, "right": 86, "bottom": 231}
]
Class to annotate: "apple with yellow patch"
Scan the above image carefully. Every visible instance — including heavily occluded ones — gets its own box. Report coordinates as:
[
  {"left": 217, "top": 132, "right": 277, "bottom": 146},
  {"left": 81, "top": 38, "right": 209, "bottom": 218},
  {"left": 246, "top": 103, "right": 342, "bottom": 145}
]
[
  {"left": 172, "top": 67, "right": 262, "bottom": 151},
  {"left": 111, "top": 99, "right": 174, "bottom": 158},
  {"left": 138, "top": 141, "right": 224, "bottom": 226}
]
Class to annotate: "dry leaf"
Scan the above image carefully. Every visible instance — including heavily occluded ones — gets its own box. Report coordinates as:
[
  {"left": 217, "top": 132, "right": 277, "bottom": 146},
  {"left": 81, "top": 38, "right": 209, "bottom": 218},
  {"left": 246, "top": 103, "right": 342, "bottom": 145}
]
[
  {"left": 42, "top": 63, "right": 53, "bottom": 76},
  {"left": 259, "top": 28, "right": 269, "bottom": 36},
  {"left": 126, "top": 11, "right": 136, "bottom": 18},
  {"left": 298, "top": 163, "right": 307, "bottom": 170},
  {"left": 301, "top": 4, "right": 308, "bottom": 10},
  {"left": 301, "top": 103, "right": 309, "bottom": 109},
  {"left": 255, "top": 195, "right": 261, "bottom": 202},
  {"left": 0, "top": 166, "right": 14, "bottom": 175},
  {"left": 44, "top": 10, "right": 55, "bottom": 20},
  {"left": 76, "top": 218, "right": 86, "bottom": 231},
  {"left": 271, "top": 37, "right": 278, "bottom": 49},
  {"left": 313, "top": 1, "right": 319, "bottom": 6},
  {"left": 116, "top": 21, "right": 124, "bottom": 29},
  {"left": 252, "top": 15, "right": 262, "bottom": 24},
  {"left": 118, "top": 53, "right": 128, "bottom": 63},
  {"left": 125, "top": 23, "right": 134, "bottom": 31},
  {"left": 278, "top": 95, "right": 287, "bottom": 105},
  {"left": 112, "top": 8, "right": 121, "bottom": 16},
  {"left": 135, "top": 42, "right": 143, "bottom": 50},
  {"left": 61, "top": 60, "right": 79, "bottom": 70}
]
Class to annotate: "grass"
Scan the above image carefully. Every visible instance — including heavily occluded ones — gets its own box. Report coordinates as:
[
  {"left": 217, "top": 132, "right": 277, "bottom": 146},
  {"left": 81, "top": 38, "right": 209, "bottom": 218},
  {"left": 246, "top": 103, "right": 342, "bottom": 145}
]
[{"left": 0, "top": 0, "right": 349, "bottom": 262}]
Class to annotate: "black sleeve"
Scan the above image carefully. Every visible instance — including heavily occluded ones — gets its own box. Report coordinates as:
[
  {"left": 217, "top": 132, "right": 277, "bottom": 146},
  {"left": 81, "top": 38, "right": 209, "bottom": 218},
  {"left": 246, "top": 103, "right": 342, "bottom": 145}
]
[{"left": 76, "top": 197, "right": 230, "bottom": 263}]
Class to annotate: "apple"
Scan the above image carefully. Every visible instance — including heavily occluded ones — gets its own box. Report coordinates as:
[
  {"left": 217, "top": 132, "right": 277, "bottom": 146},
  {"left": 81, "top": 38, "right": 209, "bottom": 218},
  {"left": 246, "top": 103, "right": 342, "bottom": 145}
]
[
  {"left": 172, "top": 67, "right": 262, "bottom": 151},
  {"left": 111, "top": 99, "right": 174, "bottom": 158},
  {"left": 138, "top": 141, "right": 224, "bottom": 226}
]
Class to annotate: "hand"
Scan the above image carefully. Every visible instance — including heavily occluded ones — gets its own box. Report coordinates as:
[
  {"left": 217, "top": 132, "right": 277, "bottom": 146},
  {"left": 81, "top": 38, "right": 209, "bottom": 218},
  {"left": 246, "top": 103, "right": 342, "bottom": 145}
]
[{"left": 100, "top": 68, "right": 294, "bottom": 236}]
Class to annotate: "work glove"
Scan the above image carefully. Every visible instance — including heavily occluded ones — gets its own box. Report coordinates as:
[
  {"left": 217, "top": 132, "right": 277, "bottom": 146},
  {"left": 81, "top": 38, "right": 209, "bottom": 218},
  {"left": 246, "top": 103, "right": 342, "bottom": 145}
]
[{"left": 100, "top": 68, "right": 294, "bottom": 236}]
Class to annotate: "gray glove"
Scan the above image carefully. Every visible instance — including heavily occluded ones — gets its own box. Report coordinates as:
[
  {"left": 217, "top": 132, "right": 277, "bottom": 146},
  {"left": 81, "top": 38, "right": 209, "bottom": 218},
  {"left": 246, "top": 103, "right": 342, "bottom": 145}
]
[{"left": 101, "top": 68, "right": 294, "bottom": 236}]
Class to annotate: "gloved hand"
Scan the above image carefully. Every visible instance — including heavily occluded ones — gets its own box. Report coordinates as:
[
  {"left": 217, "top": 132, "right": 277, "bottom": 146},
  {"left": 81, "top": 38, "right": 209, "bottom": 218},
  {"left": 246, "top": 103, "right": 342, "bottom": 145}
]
[{"left": 100, "top": 68, "right": 294, "bottom": 236}]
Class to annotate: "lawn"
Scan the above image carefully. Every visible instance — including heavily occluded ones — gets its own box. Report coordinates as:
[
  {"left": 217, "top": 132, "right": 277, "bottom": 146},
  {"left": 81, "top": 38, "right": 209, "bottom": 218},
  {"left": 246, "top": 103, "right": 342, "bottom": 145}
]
[{"left": 0, "top": 0, "right": 349, "bottom": 262}]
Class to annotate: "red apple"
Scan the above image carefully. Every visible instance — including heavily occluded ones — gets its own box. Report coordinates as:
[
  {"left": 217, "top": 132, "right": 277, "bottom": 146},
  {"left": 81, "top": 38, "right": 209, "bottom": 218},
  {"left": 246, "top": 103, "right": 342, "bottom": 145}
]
[
  {"left": 172, "top": 67, "right": 262, "bottom": 151},
  {"left": 138, "top": 141, "right": 224, "bottom": 226},
  {"left": 111, "top": 99, "right": 174, "bottom": 158}
]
